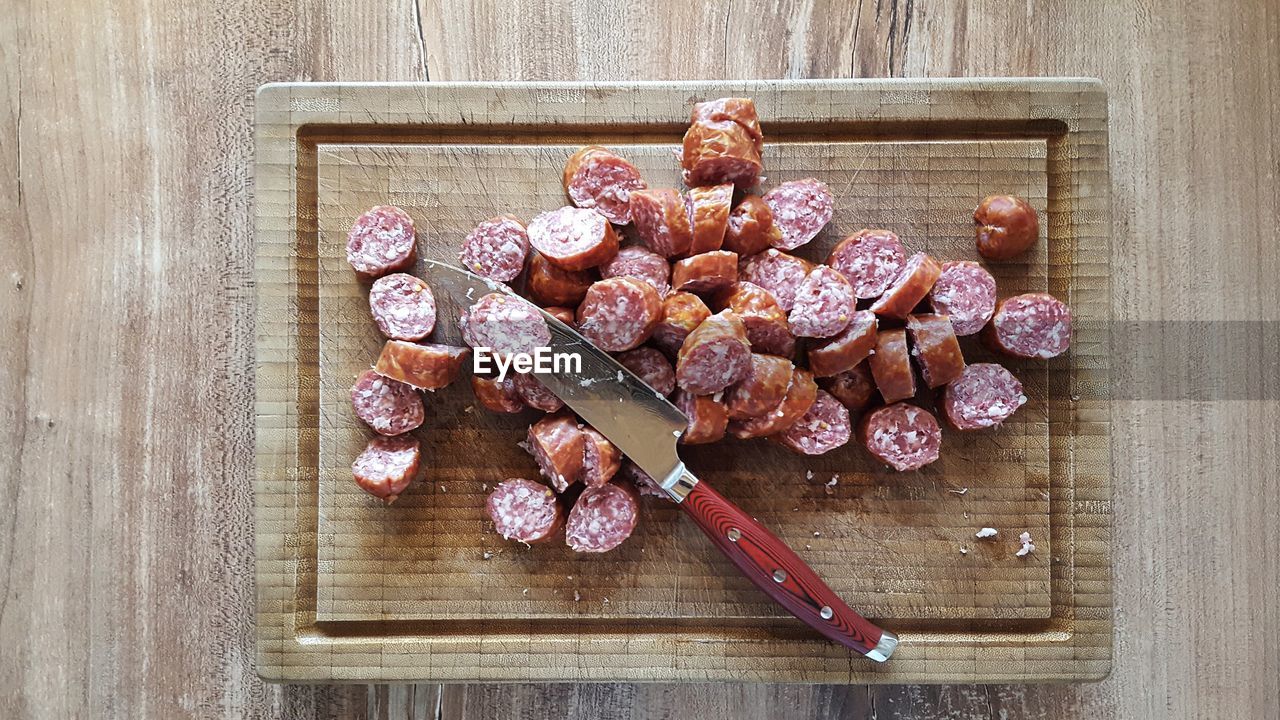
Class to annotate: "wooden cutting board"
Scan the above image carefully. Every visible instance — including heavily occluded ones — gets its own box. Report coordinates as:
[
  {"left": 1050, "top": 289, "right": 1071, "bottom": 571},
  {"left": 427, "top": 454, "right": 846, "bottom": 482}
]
[{"left": 254, "top": 79, "right": 1112, "bottom": 683}]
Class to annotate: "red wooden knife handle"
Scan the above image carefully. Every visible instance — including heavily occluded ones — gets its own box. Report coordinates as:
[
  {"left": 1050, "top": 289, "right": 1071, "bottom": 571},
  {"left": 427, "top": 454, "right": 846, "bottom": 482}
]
[{"left": 675, "top": 472, "right": 897, "bottom": 661}]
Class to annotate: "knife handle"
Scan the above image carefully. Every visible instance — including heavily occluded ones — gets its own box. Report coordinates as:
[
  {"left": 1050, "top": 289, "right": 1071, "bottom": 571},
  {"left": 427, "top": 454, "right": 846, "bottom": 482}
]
[{"left": 674, "top": 471, "right": 897, "bottom": 661}]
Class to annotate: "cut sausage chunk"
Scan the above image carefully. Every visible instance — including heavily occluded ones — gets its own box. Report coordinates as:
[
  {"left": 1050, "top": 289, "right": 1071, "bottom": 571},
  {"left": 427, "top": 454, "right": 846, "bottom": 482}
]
[
  {"left": 826, "top": 229, "right": 908, "bottom": 300},
  {"left": 867, "top": 329, "right": 916, "bottom": 404},
  {"left": 470, "top": 374, "right": 525, "bottom": 414},
  {"left": 350, "top": 369, "right": 425, "bottom": 436},
  {"left": 566, "top": 483, "right": 640, "bottom": 553},
  {"left": 352, "top": 434, "right": 421, "bottom": 503},
  {"left": 674, "top": 389, "right": 729, "bottom": 445},
  {"left": 675, "top": 310, "right": 752, "bottom": 394},
  {"left": 943, "top": 363, "right": 1027, "bottom": 430},
  {"left": 368, "top": 273, "right": 437, "bottom": 341},
  {"left": 868, "top": 252, "right": 942, "bottom": 320},
  {"left": 525, "top": 413, "right": 586, "bottom": 493},
  {"left": 527, "top": 206, "right": 619, "bottom": 271},
  {"left": 906, "top": 313, "right": 966, "bottom": 388},
  {"left": 579, "top": 426, "right": 623, "bottom": 487},
  {"left": 512, "top": 372, "right": 564, "bottom": 413},
  {"left": 600, "top": 245, "right": 671, "bottom": 297},
  {"left": 685, "top": 183, "right": 734, "bottom": 254},
  {"left": 487, "top": 478, "right": 565, "bottom": 544},
  {"left": 630, "top": 188, "right": 694, "bottom": 258},
  {"left": 690, "top": 98, "right": 764, "bottom": 151},
  {"left": 819, "top": 362, "right": 877, "bottom": 412},
  {"left": 542, "top": 305, "right": 577, "bottom": 328},
  {"left": 681, "top": 119, "right": 763, "bottom": 189},
  {"left": 526, "top": 252, "right": 595, "bottom": 307},
  {"left": 716, "top": 281, "right": 795, "bottom": 357},
  {"left": 773, "top": 390, "right": 851, "bottom": 456},
  {"left": 375, "top": 341, "right": 471, "bottom": 391},
  {"left": 562, "top": 146, "right": 647, "bottom": 225},
  {"left": 787, "top": 265, "right": 856, "bottom": 338},
  {"left": 650, "top": 291, "right": 712, "bottom": 357},
  {"left": 619, "top": 460, "right": 669, "bottom": 500},
  {"left": 807, "top": 310, "right": 877, "bottom": 377},
  {"left": 722, "top": 195, "right": 782, "bottom": 256},
  {"left": 671, "top": 250, "right": 738, "bottom": 295},
  {"left": 974, "top": 194, "right": 1039, "bottom": 260},
  {"left": 461, "top": 293, "right": 551, "bottom": 358},
  {"left": 983, "top": 293, "right": 1072, "bottom": 359},
  {"left": 928, "top": 260, "right": 997, "bottom": 336},
  {"left": 346, "top": 205, "right": 417, "bottom": 281},
  {"left": 724, "top": 354, "right": 793, "bottom": 420},
  {"left": 762, "top": 179, "right": 834, "bottom": 250},
  {"left": 860, "top": 403, "right": 942, "bottom": 471},
  {"left": 727, "top": 368, "right": 817, "bottom": 439},
  {"left": 459, "top": 215, "right": 529, "bottom": 282},
  {"left": 615, "top": 347, "right": 677, "bottom": 396},
  {"left": 576, "top": 277, "right": 663, "bottom": 352},
  {"left": 738, "top": 249, "right": 814, "bottom": 312}
]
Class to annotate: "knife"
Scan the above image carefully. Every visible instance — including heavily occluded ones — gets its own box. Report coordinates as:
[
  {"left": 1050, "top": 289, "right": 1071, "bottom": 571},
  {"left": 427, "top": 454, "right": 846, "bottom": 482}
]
[{"left": 423, "top": 259, "right": 898, "bottom": 661}]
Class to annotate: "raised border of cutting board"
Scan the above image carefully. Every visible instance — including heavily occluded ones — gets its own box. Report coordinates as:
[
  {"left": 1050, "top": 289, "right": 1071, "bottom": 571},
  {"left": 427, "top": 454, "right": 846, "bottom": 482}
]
[{"left": 254, "top": 79, "right": 1111, "bottom": 683}]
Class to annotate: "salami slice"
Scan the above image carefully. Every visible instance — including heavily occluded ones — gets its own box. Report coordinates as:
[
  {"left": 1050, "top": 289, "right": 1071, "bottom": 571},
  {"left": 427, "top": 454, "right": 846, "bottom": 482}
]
[
  {"left": 868, "top": 252, "right": 942, "bottom": 320},
  {"left": 461, "top": 293, "right": 551, "bottom": 358},
  {"left": 722, "top": 195, "right": 781, "bottom": 256},
  {"left": 942, "top": 363, "right": 1027, "bottom": 430},
  {"left": 685, "top": 183, "right": 734, "bottom": 254},
  {"left": 727, "top": 368, "right": 817, "bottom": 439},
  {"left": 982, "top": 293, "right": 1073, "bottom": 359},
  {"left": 906, "top": 313, "right": 966, "bottom": 388},
  {"left": 807, "top": 310, "right": 877, "bottom": 377},
  {"left": 826, "top": 229, "right": 908, "bottom": 300},
  {"left": 579, "top": 426, "right": 623, "bottom": 487},
  {"left": 526, "top": 252, "right": 596, "bottom": 307},
  {"left": 346, "top": 205, "right": 418, "bottom": 281},
  {"left": 374, "top": 341, "right": 471, "bottom": 391},
  {"left": 600, "top": 245, "right": 671, "bottom": 297},
  {"left": 974, "top": 194, "right": 1039, "bottom": 260},
  {"left": 860, "top": 403, "right": 942, "bottom": 471},
  {"left": 352, "top": 434, "right": 421, "bottom": 503},
  {"left": 716, "top": 281, "right": 795, "bottom": 357},
  {"left": 526, "top": 413, "right": 586, "bottom": 493},
  {"left": 927, "top": 260, "right": 997, "bottom": 336},
  {"left": 819, "top": 362, "right": 877, "bottom": 412},
  {"left": 458, "top": 215, "right": 529, "bottom": 282},
  {"left": 350, "top": 369, "right": 425, "bottom": 436},
  {"left": 470, "top": 374, "right": 525, "bottom": 414},
  {"left": 566, "top": 482, "right": 640, "bottom": 553},
  {"left": 631, "top": 188, "right": 694, "bottom": 258},
  {"left": 675, "top": 310, "right": 752, "bottom": 394},
  {"left": 650, "top": 291, "right": 712, "bottom": 357},
  {"left": 615, "top": 347, "right": 677, "bottom": 396},
  {"left": 737, "top": 249, "right": 814, "bottom": 312},
  {"left": 671, "top": 250, "right": 738, "bottom": 294},
  {"left": 762, "top": 179, "right": 834, "bottom": 250},
  {"left": 867, "top": 329, "right": 916, "bottom": 404},
  {"left": 486, "top": 478, "right": 565, "bottom": 544},
  {"left": 787, "top": 265, "right": 856, "bottom": 338},
  {"left": 527, "top": 206, "right": 619, "bottom": 271},
  {"left": 576, "top": 277, "right": 664, "bottom": 352},
  {"left": 724, "top": 353, "right": 793, "bottom": 420},
  {"left": 368, "top": 273, "right": 437, "bottom": 341},
  {"left": 674, "top": 389, "right": 729, "bottom": 444},
  {"left": 562, "top": 146, "right": 647, "bottom": 225},
  {"left": 619, "top": 460, "right": 668, "bottom": 500},
  {"left": 512, "top": 372, "right": 564, "bottom": 413},
  {"left": 773, "top": 390, "right": 851, "bottom": 456},
  {"left": 542, "top": 305, "right": 577, "bottom": 328}
]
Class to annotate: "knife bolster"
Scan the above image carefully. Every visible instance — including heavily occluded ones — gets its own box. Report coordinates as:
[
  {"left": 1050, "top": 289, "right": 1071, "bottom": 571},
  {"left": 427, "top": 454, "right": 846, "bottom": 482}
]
[{"left": 662, "top": 467, "right": 699, "bottom": 503}]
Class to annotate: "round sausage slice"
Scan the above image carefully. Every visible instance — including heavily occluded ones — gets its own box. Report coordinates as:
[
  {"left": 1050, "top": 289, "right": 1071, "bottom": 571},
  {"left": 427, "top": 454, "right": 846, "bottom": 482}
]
[
  {"left": 487, "top": 478, "right": 565, "bottom": 544},
  {"left": 526, "top": 413, "right": 586, "bottom": 493},
  {"left": 459, "top": 215, "right": 529, "bottom": 282},
  {"left": 352, "top": 434, "right": 421, "bottom": 503},
  {"left": 526, "top": 252, "right": 595, "bottom": 307},
  {"left": 470, "top": 374, "right": 525, "bottom": 414},
  {"left": 346, "top": 205, "right": 417, "bottom": 281},
  {"left": 762, "top": 179, "right": 834, "bottom": 250},
  {"left": 675, "top": 311, "right": 752, "bottom": 394},
  {"left": 527, "top": 206, "right": 619, "bottom": 271},
  {"left": 982, "top": 293, "right": 1073, "bottom": 359},
  {"left": 368, "top": 273, "right": 437, "bottom": 341},
  {"left": 860, "top": 403, "right": 942, "bottom": 471},
  {"left": 974, "top": 194, "right": 1039, "bottom": 260},
  {"left": 631, "top": 188, "right": 694, "bottom": 258},
  {"left": 374, "top": 341, "right": 471, "bottom": 391},
  {"left": 650, "top": 291, "right": 711, "bottom": 358},
  {"left": 928, "top": 260, "right": 997, "bottom": 336},
  {"left": 942, "top": 363, "right": 1027, "bottom": 430},
  {"left": 512, "top": 372, "right": 564, "bottom": 413},
  {"left": 722, "top": 195, "right": 782, "bottom": 256},
  {"left": 716, "top": 281, "right": 795, "bottom": 357},
  {"left": 671, "top": 250, "right": 738, "bottom": 294},
  {"left": 674, "top": 389, "right": 729, "bottom": 445},
  {"left": 738, "top": 249, "right": 814, "bottom": 312},
  {"left": 563, "top": 146, "right": 647, "bottom": 225},
  {"left": 566, "top": 483, "right": 640, "bottom": 553},
  {"left": 576, "top": 277, "right": 664, "bottom": 352},
  {"left": 615, "top": 347, "right": 677, "bottom": 397},
  {"left": 579, "top": 426, "right": 623, "bottom": 487},
  {"left": 601, "top": 245, "right": 671, "bottom": 297},
  {"left": 724, "top": 354, "right": 793, "bottom": 420},
  {"left": 685, "top": 183, "right": 734, "bottom": 254},
  {"left": 868, "top": 252, "right": 942, "bottom": 320},
  {"left": 350, "top": 369, "right": 425, "bottom": 436},
  {"left": 867, "top": 329, "right": 916, "bottom": 404},
  {"left": 906, "top": 313, "right": 966, "bottom": 388},
  {"left": 807, "top": 310, "right": 877, "bottom": 377},
  {"left": 461, "top": 293, "right": 551, "bottom": 358},
  {"left": 773, "top": 390, "right": 851, "bottom": 456},
  {"left": 819, "top": 362, "right": 877, "bottom": 412},
  {"left": 826, "top": 229, "right": 908, "bottom": 300},
  {"left": 727, "top": 368, "right": 817, "bottom": 439},
  {"left": 788, "top": 266, "right": 856, "bottom": 338}
]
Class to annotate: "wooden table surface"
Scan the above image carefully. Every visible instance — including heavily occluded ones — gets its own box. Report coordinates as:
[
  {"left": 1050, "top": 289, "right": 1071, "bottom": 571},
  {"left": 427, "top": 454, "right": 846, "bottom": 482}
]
[{"left": 1, "top": 0, "right": 1276, "bottom": 718}]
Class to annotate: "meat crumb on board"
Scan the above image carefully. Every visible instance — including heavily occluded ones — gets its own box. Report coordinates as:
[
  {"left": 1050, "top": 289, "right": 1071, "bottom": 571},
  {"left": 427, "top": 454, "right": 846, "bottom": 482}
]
[
  {"left": 949, "top": 487, "right": 969, "bottom": 495},
  {"left": 482, "top": 551, "right": 493, "bottom": 560},
  {"left": 959, "top": 547, "right": 968, "bottom": 555},
  {"left": 1016, "top": 531, "right": 1036, "bottom": 557},
  {"left": 975, "top": 527, "right": 998, "bottom": 539}
]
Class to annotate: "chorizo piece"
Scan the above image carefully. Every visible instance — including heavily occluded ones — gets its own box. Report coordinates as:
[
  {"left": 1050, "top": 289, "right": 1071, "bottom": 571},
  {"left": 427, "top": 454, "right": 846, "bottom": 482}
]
[
  {"left": 526, "top": 252, "right": 596, "bottom": 307},
  {"left": 487, "top": 478, "right": 565, "bottom": 544},
  {"left": 905, "top": 313, "right": 966, "bottom": 388},
  {"left": 927, "top": 260, "right": 997, "bottom": 336},
  {"left": 368, "top": 272, "right": 437, "bottom": 341},
  {"left": 600, "top": 245, "right": 671, "bottom": 297},
  {"left": 615, "top": 347, "right": 677, "bottom": 396},
  {"left": 630, "top": 188, "right": 694, "bottom": 258},
  {"left": 942, "top": 363, "right": 1027, "bottom": 431},
  {"left": 352, "top": 434, "right": 421, "bottom": 503},
  {"left": 619, "top": 460, "right": 668, "bottom": 500},
  {"left": 860, "top": 403, "right": 942, "bottom": 471},
  {"left": 470, "top": 374, "right": 525, "bottom": 414},
  {"left": 787, "top": 265, "right": 856, "bottom": 338},
  {"left": 690, "top": 97, "right": 764, "bottom": 152},
  {"left": 461, "top": 292, "right": 551, "bottom": 358},
  {"left": 762, "top": 179, "right": 834, "bottom": 251},
  {"left": 576, "top": 277, "right": 664, "bottom": 352},
  {"left": 737, "top": 249, "right": 814, "bottom": 312},
  {"left": 674, "top": 389, "right": 729, "bottom": 445},
  {"left": 868, "top": 252, "right": 942, "bottom": 320},
  {"left": 512, "top": 372, "right": 564, "bottom": 413},
  {"left": 650, "top": 291, "right": 712, "bottom": 358},
  {"left": 374, "top": 341, "right": 471, "bottom": 391},
  {"left": 675, "top": 310, "right": 753, "bottom": 394},
  {"left": 727, "top": 368, "right": 817, "bottom": 439},
  {"left": 806, "top": 310, "right": 877, "bottom": 377},
  {"left": 562, "top": 146, "right": 647, "bottom": 225},
  {"left": 579, "top": 426, "right": 623, "bottom": 487},
  {"left": 680, "top": 119, "right": 763, "bottom": 189},
  {"left": 819, "top": 361, "right": 877, "bottom": 412},
  {"left": 541, "top": 305, "right": 577, "bottom": 328},
  {"left": 723, "top": 353, "right": 793, "bottom": 420},
  {"left": 974, "top": 194, "right": 1039, "bottom": 260},
  {"left": 565, "top": 483, "right": 640, "bottom": 553},
  {"left": 685, "top": 183, "right": 734, "bottom": 254},
  {"left": 826, "top": 229, "right": 908, "bottom": 300},
  {"left": 716, "top": 281, "right": 795, "bottom": 357},
  {"left": 867, "top": 329, "right": 916, "bottom": 404},
  {"left": 459, "top": 214, "right": 529, "bottom": 282},
  {"left": 525, "top": 413, "right": 586, "bottom": 493},
  {"left": 350, "top": 369, "right": 425, "bottom": 436},
  {"left": 671, "top": 250, "right": 738, "bottom": 295},
  {"left": 346, "top": 205, "right": 418, "bottom": 282},
  {"left": 527, "top": 206, "right": 619, "bottom": 271},
  {"left": 982, "top": 293, "right": 1072, "bottom": 359},
  {"left": 772, "top": 390, "right": 851, "bottom": 456}
]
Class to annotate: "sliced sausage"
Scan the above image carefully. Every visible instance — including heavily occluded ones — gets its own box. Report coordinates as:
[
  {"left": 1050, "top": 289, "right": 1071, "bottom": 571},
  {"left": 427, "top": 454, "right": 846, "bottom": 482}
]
[
  {"left": 619, "top": 460, "right": 668, "bottom": 500},
  {"left": 615, "top": 347, "right": 677, "bottom": 396},
  {"left": 724, "top": 354, "right": 793, "bottom": 420},
  {"left": 671, "top": 250, "right": 738, "bottom": 294},
  {"left": 368, "top": 272, "right": 437, "bottom": 341},
  {"left": 650, "top": 291, "right": 712, "bottom": 357},
  {"left": 566, "top": 483, "right": 640, "bottom": 553},
  {"left": 974, "top": 194, "right": 1039, "bottom": 260},
  {"left": 772, "top": 390, "right": 851, "bottom": 456},
  {"left": 727, "top": 368, "right": 817, "bottom": 439},
  {"left": 927, "top": 260, "right": 997, "bottom": 336},
  {"left": 867, "top": 329, "right": 915, "bottom": 403},
  {"left": 942, "top": 363, "right": 1027, "bottom": 430},
  {"left": 819, "top": 362, "right": 877, "bottom": 412},
  {"left": 680, "top": 119, "right": 763, "bottom": 189},
  {"left": 346, "top": 205, "right": 417, "bottom": 281},
  {"left": 685, "top": 183, "right": 734, "bottom": 254},
  {"left": 487, "top": 478, "right": 565, "bottom": 544},
  {"left": 350, "top": 369, "right": 425, "bottom": 436},
  {"left": 579, "top": 426, "right": 623, "bottom": 487},
  {"left": 690, "top": 98, "right": 764, "bottom": 151},
  {"left": 826, "top": 229, "right": 908, "bottom": 300},
  {"left": 600, "top": 245, "right": 671, "bottom": 297},
  {"left": 631, "top": 188, "right": 694, "bottom": 258},
  {"left": 716, "top": 281, "right": 795, "bottom": 357},
  {"left": 576, "top": 277, "right": 663, "bottom": 352},
  {"left": 562, "top": 146, "right": 647, "bottom": 225},
  {"left": 722, "top": 195, "right": 782, "bottom": 256},
  {"left": 513, "top": 372, "right": 564, "bottom": 413},
  {"left": 374, "top": 341, "right": 471, "bottom": 391},
  {"left": 542, "top": 305, "right": 577, "bottom": 328},
  {"left": 906, "top": 313, "right": 966, "bottom": 388},
  {"left": 459, "top": 214, "right": 529, "bottom": 282},
  {"left": 762, "top": 179, "right": 834, "bottom": 251},
  {"left": 527, "top": 206, "right": 619, "bottom": 271},
  {"left": 526, "top": 413, "right": 586, "bottom": 493},
  {"left": 982, "top": 293, "right": 1073, "bottom": 359},
  {"left": 675, "top": 310, "right": 752, "bottom": 394},
  {"left": 470, "top": 374, "right": 525, "bottom": 414},
  {"left": 737, "top": 249, "right": 814, "bottom": 312},
  {"left": 788, "top": 265, "right": 856, "bottom": 338},
  {"left": 526, "top": 252, "right": 595, "bottom": 307},
  {"left": 806, "top": 310, "right": 877, "bottom": 377},
  {"left": 674, "top": 389, "right": 729, "bottom": 445},
  {"left": 860, "top": 403, "right": 942, "bottom": 471},
  {"left": 461, "top": 293, "right": 551, "bottom": 358},
  {"left": 868, "top": 252, "right": 942, "bottom": 320},
  {"left": 352, "top": 434, "right": 421, "bottom": 503}
]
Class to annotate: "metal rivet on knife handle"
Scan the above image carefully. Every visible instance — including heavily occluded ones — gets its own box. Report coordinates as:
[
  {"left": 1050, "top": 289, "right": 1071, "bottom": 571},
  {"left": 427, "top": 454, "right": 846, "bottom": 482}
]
[
  {"left": 820, "top": 606, "right": 834, "bottom": 620},
  {"left": 727, "top": 528, "right": 741, "bottom": 542},
  {"left": 772, "top": 569, "right": 787, "bottom": 583}
]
